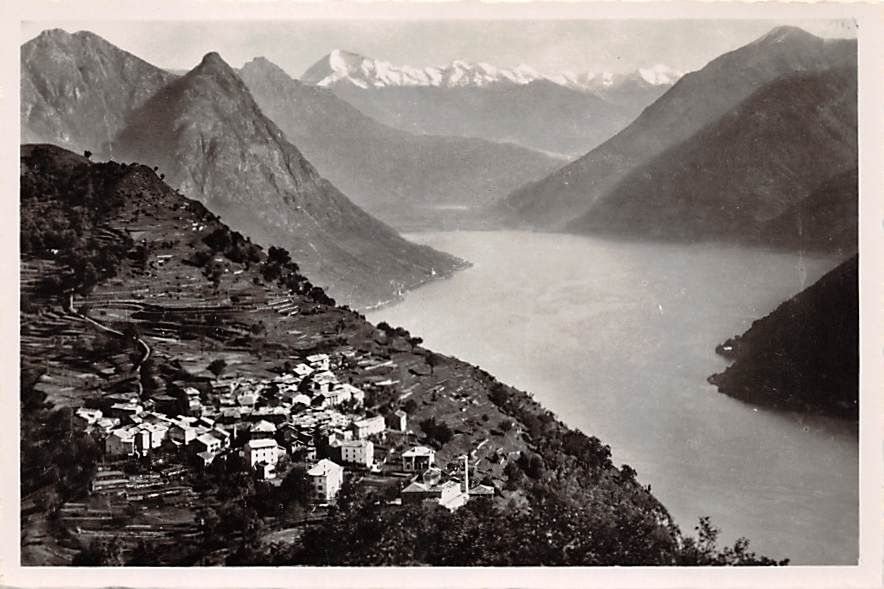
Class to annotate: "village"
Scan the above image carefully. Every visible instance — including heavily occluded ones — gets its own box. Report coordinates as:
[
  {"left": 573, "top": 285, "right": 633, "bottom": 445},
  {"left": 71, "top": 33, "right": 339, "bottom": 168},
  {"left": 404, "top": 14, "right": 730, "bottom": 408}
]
[{"left": 71, "top": 350, "right": 496, "bottom": 516}]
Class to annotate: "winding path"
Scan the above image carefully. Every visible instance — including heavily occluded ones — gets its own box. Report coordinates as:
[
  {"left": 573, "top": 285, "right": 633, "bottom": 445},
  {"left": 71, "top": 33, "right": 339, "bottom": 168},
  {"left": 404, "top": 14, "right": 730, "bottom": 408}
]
[{"left": 66, "top": 293, "right": 152, "bottom": 398}]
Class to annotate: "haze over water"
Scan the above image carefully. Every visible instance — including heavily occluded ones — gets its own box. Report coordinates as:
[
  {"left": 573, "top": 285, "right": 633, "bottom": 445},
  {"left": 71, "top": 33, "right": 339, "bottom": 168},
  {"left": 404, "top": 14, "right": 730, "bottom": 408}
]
[{"left": 368, "top": 230, "right": 857, "bottom": 565}]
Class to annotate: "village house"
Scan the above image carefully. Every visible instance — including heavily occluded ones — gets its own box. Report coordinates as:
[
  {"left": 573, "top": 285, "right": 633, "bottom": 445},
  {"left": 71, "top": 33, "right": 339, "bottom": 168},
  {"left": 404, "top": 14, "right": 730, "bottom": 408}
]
[
  {"left": 107, "top": 402, "right": 144, "bottom": 422},
  {"left": 168, "top": 422, "right": 198, "bottom": 446},
  {"left": 93, "top": 417, "right": 120, "bottom": 435},
  {"left": 337, "top": 439, "right": 374, "bottom": 468},
  {"left": 292, "top": 363, "right": 314, "bottom": 378},
  {"left": 340, "top": 383, "right": 366, "bottom": 405},
  {"left": 351, "top": 415, "right": 386, "bottom": 439},
  {"left": 243, "top": 438, "right": 280, "bottom": 470},
  {"left": 401, "top": 468, "right": 468, "bottom": 511},
  {"left": 194, "top": 432, "right": 223, "bottom": 455},
  {"left": 307, "top": 458, "right": 344, "bottom": 503},
  {"left": 291, "top": 393, "right": 311, "bottom": 408},
  {"left": 139, "top": 422, "right": 169, "bottom": 449},
  {"left": 105, "top": 427, "right": 138, "bottom": 457},
  {"left": 468, "top": 484, "right": 496, "bottom": 502},
  {"left": 250, "top": 420, "right": 277, "bottom": 439},
  {"left": 307, "top": 353, "right": 331, "bottom": 371},
  {"left": 310, "top": 371, "right": 339, "bottom": 395},
  {"left": 73, "top": 407, "right": 104, "bottom": 430},
  {"left": 402, "top": 446, "right": 436, "bottom": 472},
  {"left": 385, "top": 409, "right": 408, "bottom": 433}
]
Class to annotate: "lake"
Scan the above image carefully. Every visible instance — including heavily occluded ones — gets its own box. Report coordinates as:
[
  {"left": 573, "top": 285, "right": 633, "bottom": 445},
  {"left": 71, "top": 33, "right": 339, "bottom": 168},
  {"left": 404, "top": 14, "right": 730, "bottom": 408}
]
[{"left": 367, "top": 230, "right": 857, "bottom": 565}]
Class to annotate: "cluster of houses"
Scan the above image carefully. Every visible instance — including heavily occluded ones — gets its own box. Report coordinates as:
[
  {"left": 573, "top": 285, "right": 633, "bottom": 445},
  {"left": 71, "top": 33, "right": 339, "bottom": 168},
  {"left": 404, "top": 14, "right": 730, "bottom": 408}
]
[{"left": 73, "top": 351, "right": 495, "bottom": 508}]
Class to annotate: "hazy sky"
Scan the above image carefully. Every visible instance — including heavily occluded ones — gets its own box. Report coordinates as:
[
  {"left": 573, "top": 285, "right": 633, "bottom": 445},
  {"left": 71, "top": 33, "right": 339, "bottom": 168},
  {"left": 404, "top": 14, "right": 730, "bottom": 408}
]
[{"left": 21, "top": 19, "right": 856, "bottom": 77}]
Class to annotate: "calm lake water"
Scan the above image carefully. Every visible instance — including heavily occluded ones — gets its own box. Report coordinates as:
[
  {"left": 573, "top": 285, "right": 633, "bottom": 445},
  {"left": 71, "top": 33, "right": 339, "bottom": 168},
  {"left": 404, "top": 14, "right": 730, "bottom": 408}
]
[{"left": 368, "top": 230, "right": 857, "bottom": 565}]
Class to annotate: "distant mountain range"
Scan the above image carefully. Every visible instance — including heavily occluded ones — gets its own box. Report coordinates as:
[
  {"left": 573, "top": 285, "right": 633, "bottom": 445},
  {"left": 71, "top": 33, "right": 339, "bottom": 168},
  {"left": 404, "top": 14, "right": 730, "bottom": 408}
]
[
  {"left": 21, "top": 30, "right": 463, "bottom": 308},
  {"left": 709, "top": 255, "right": 858, "bottom": 419},
  {"left": 499, "top": 26, "right": 857, "bottom": 253},
  {"left": 238, "top": 57, "right": 561, "bottom": 228},
  {"left": 302, "top": 48, "right": 683, "bottom": 93},
  {"left": 302, "top": 50, "right": 679, "bottom": 156}
]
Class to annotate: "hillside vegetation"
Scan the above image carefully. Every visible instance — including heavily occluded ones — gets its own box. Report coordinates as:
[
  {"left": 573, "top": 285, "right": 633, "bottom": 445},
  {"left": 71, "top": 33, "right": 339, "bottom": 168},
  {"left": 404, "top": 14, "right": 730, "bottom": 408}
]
[
  {"left": 709, "top": 256, "right": 858, "bottom": 420},
  {"left": 20, "top": 144, "right": 781, "bottom": 566}
]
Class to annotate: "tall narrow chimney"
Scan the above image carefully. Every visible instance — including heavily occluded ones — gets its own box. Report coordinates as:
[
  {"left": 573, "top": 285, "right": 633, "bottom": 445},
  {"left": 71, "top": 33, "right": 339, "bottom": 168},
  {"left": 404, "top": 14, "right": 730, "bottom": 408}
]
[{"left": 463, "top": 454, "right": 469, "bottom": 495}]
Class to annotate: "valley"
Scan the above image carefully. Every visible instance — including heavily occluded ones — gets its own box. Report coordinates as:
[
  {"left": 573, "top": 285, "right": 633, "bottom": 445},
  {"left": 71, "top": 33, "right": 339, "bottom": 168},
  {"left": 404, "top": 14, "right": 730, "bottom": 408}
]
[{"left": 17, "top": 20, "right": 861, "bottom": 569}]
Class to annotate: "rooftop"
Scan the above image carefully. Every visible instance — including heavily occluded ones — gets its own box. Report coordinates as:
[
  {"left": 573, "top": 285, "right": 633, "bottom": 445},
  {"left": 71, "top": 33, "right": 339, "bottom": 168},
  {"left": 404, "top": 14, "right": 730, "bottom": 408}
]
[
  {"left": 245, "top": 438, "right": 277, "bottom": 449},
  {"left": 403, "top": 446, "right": 435, "bottom": 457},
  {"left": 307, "top": 458, "right": 343, "bottom": 476}
]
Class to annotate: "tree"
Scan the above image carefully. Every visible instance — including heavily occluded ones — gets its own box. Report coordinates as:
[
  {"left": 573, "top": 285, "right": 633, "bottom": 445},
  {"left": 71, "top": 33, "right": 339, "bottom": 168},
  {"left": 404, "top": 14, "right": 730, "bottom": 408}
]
[
  {"left": 83, "top": 150, "right": 92, "bottom": 160},
  {"left": 280, "top": 466, "right": 311, "bottom": 508},
  {"left": 71, "top": 537, "right": 125, "bottom": 566},
  {"left": 207, "top": 359, "right": 227, "bottom": 381},
  {"left": 426, "top": 352, "right": 444, "bottom": 375}
]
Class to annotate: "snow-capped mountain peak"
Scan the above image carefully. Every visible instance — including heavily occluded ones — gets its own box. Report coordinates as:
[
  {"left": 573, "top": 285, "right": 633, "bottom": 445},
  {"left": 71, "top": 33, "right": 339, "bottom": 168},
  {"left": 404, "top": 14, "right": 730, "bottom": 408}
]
[
  {"left": 301, "top": 50, "right": 684, "bottom": 92},
  {"left": 637, "top": 64, "right": 683, "bottom": 86}
]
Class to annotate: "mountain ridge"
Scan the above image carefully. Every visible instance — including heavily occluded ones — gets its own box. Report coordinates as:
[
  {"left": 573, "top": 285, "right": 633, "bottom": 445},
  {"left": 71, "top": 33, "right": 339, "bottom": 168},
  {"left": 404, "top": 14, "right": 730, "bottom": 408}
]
[
  {"left": 498, "top": 27, "right": 856, "bottom": 230},
  {"left": 21, "top": 28, "right": 178, "bottom": 155},
  {"left": 709, "top": 255, "right": 858, "bottom": 420},
  {"left": 110, "top": 50, "right": 463, "bottom": 308},
  {"left": 238, "top": 56, "right": 561, "bottom": 228},
  {"left": 302, "top": 48, "right": 682, "bottom": 92},
  {"left": 565, "top": 66, "right": 857, "bottom": 250}
]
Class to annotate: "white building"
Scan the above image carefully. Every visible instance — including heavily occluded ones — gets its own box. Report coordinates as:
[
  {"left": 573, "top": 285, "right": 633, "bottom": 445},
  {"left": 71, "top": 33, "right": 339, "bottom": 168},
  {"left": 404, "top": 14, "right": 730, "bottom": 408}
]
[
  {"left": 307, "top": 458, "right": 344, "bottom": 503},
  {"left": 339, "top": 383, "right": 365, "bottom": 405},
  {"left": 339, "top": 439, "right": 374, "bottom": 468},
  {"left": 402, "top": 446, "right": 436, "bottom": 472},
  {"left": 292, "top": 363, "right": 314, "bottom": 378},
  {"left": 351, "top": 415, "right": 386, "bottom": 439},
  {"left": 169, "top": 423, "right": 198, "bottom": 445},
  {"left": 251, "top": 420, "right": 277, "bottom": 439},
  {"left": 194, "top": 432, "right": 223, "bottom": 455},
  {"left": 307, "top": 353, "right": 331, "bottom": 371},
  {"left": 311, "top": 371, "right": 339, "bottom": 395},
  {"left": 243, "top": 438, "right": 280, "bottom": 469},
  {"left": 73, "top": 407, "right": 103, "bottom": 430}
]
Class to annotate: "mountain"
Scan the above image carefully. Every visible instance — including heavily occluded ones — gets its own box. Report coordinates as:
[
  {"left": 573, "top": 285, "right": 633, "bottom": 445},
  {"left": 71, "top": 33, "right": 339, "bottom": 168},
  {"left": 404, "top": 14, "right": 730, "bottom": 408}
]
[
  {"left": 760, "top": 167, "right": 857, "bottom": 254},
  {"left": 303, "top": 51, "right": 651, "bottom": 157},
  {"left": 20, "top": 143, "right": 776, "bottom": 566},
  {"left": 566, "top": 67, "right": 857, "bottom": 249},
  {"left": 302, "top": 48, "right": 681, "bottom": 94},
  {"left": 708, "top": 256, "right": 858, "bottom": 420},
  {"left": 238, "top": 57, "right": 561, "bottom": 229},
  {"left": 499, "top": 26, "right": 857, "bottom": 229},
  {"left": 110, "top": 51, "right": 462, "bottom": 308},
  {"left": 21, "top": 29, "right": 177, "bottom": 154},
  {"left": 581, "top": 68, "right": 682, "bottom": 115}
]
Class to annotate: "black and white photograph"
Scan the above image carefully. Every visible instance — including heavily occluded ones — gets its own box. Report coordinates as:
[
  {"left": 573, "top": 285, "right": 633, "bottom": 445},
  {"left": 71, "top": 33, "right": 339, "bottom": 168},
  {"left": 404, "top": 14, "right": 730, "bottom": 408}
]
[{"left": 4, "top": 1, "right": 882, "bottom": 586}]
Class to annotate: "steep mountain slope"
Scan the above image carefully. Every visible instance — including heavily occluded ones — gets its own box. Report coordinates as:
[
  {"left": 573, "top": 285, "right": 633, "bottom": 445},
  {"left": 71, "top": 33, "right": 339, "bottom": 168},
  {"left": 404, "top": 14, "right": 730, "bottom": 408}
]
[
  {"left": 567, "top": 67, "right": 857, "bottom": 248},
  {"left": 708, "top": 256, "right": 858, "bottom": 419},
  {"left": 586, "top": 69, "right": 680, "bottom": 116},
  {"left": 20, "top": 144, "right": 777, "bottom": 566},
  {"left": 238, "top": 57, "right": 560, "bottom": 228},
  {"left": 112, "top": 52, "right": 462, "bottom": 308},
  {"left": 500, "top": 26, "right": 856, "bottom": 228},
  {"left": 21, "top": 29, "right": 176, "bottom": 154},
  {"left": 760, "top": 167, "right": 858, "bottom": 254}
]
